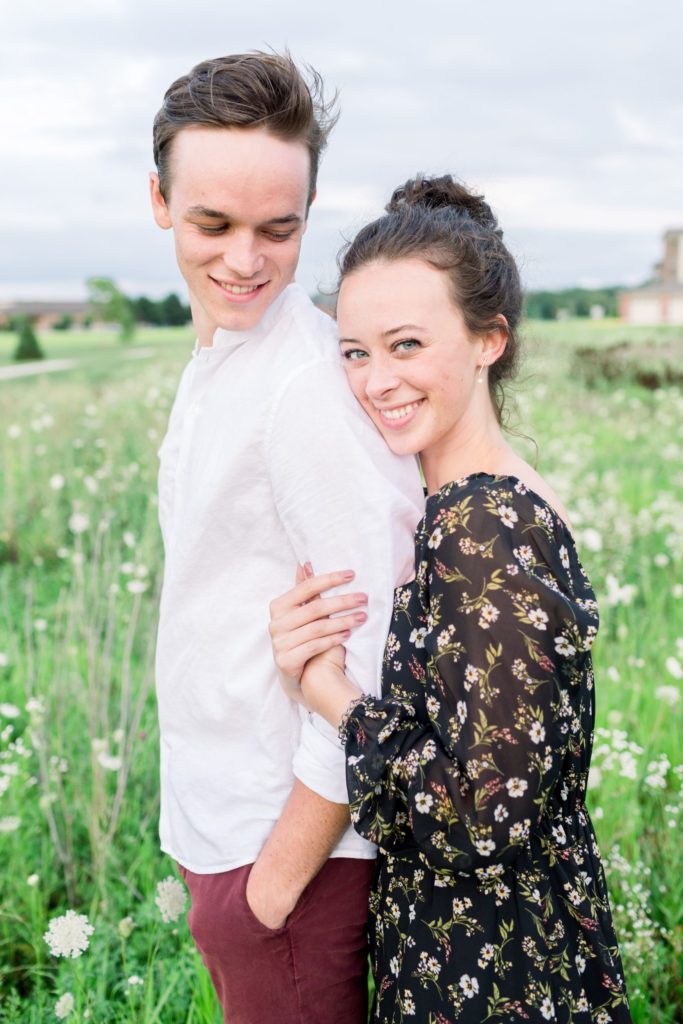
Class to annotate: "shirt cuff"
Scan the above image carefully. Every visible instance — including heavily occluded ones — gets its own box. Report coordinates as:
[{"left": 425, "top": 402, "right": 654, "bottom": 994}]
[{"left": 292, "top": 714, "right": 349, "bottom": 804}]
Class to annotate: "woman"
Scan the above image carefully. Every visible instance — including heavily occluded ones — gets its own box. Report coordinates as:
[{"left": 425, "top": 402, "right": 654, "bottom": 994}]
[{"left": 269, "top": 176, "right": 631, "bottom": 1023}]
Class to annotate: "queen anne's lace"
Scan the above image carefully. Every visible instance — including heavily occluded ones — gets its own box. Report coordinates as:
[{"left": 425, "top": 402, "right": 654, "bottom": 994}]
[{"left": 44, "top": 911, "right": 93, "bottom": 958}]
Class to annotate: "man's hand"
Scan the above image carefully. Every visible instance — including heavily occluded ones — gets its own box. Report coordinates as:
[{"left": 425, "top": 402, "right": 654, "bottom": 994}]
[
  {"left": 245, "top": 858, "right": 297, "bottom": 930},
  {"left": 246, "top": 779, "right": 351, "bottom": 930}
]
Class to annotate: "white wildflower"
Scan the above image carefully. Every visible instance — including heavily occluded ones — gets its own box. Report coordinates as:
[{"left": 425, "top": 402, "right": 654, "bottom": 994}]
[
  {"left": 126, "top": 580, "right": 148, "bottom": 595},
  {"left": 118, "top": 915, "right": 135, "bottom": 939},
  {"left": 0, "top": 703, "right": 20, "bottom": 718},
  {"left": 7, "top": 424, "right": 21, "bottom": 439},
  {"left": 34, "top": 619, "right": 48, "bottom": 632},
  {"left": 97, "top": 752, "right": 122, "bottom": 772},
  {"left": 0, "top": 652, "right": 8, "bottom": 667},
  {"left": 68, "top": 512, "right": 90, "bottom": 535},
  {"left": 27, "top": 874, "right": 39, "bottom": 887},
  {"left": 49, "top": 474, "right": 65, "bottom": 491},
  {"left": 55, "top": 992, "right": 75, "bottom": 1019},
  {"left": 127, "top": 975, "right": 143, "bottom": 986},
  {"left": 0, "top": 816, "right": 20, "bottom": 832},
  {"left": 655, "top": 685, "right": 680, "bottom": 706},
  {"left": 665, "top": 657, "right": 683, "bottom": 680},
  {"left": 155, "top": 876, "right": 187, "bottom": 923},
  {"left": 44, "top": 910, "right": 94, "bottom": 958}
]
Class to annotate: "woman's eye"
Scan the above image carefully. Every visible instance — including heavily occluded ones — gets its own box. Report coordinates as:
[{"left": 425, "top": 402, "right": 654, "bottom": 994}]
[
  {"left": 342, "top": 348, "right": 368, "bottom": 362},
  {"left": 395, "top": 338, "right": 421, "bottom": 352}
]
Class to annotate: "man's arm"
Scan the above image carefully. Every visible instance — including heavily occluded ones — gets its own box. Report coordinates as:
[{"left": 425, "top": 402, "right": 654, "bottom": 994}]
[
  {"left": 246, "top": 779, "right": 349, "bottom": 928},
  {"left": 248, "top": 356, "right": 422, "bottom": 926}
]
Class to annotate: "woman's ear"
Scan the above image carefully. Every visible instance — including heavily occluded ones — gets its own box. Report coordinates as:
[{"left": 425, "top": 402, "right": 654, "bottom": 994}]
[{"left": 482, "top": 314, "right": 510, "bottom": 366}]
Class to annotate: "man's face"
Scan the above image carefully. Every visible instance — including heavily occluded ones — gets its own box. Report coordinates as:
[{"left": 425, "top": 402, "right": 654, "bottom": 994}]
[{"left": 150, "top": 126, "right": 311, "bottom": 336}]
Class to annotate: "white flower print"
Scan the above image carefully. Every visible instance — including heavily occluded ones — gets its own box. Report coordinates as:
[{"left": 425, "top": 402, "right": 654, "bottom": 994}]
[
  {"left": 415, "top": 792, "right": 434, "bottom": 813},
  {"left": 506, "top": 777, "right": 529, "bottom": 797},
  {"left": 529, "top": 720, "right": 545, "bottom": 744},
  {"left": 497, "top": 504, "right": 518, "bottom": 527},
  {"left": 456, "top": 701, "right": 467, "bottom": 723},
  {"left": 427, "top": 527, "right": 443, "bottom": 549},
  {"left": 459, "top": 974, "right": 479, "bottom": 997},
  {"left": 554, "top": 634, "right": 576, "bottom": 657},
  {"left": 528, "top": 608, "right": 549, "bottom": 630},
  {"left": 540, "top": 995, "right": 556, "bottom": 1019},
  {"left": 409, "top": 627, "right": 428, "bottom": 648},
  {"left": 493, "top": 803, "right": 509, "bottom": 822}
]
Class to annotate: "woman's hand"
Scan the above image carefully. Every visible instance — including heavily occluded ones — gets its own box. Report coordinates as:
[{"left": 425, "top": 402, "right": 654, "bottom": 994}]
[{"left": 269, "top": 567, "right": 368, "bottom": 703}]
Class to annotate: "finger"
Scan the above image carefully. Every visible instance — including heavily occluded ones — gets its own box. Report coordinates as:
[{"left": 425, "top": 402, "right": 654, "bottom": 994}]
[
  {"left": 270, "top": 569, "right": 357, "bottom": 617},
  {"left": 270, "top": 593, "right": 368, "bottom": 636},
  {"left": 295, "top": 631, "right": 352, "bottom": 664},
  {"left": 296, "top": 563, "right": 306, "bottom": 585},
  {"left": 273, "top": 611, "right": 367, "bottom": 652}
]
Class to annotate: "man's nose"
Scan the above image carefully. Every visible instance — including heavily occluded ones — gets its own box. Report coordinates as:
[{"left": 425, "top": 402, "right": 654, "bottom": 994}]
[{"left": 222, "top": 233, "right": 265, "bottom": 278}]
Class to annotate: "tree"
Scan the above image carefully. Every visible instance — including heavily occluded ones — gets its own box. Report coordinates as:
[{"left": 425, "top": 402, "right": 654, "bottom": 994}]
[
  {"left": 86, "top": 277, "right": 135, "bottom": 341},
  {"left": 13, "top": 317, "right": 44, "bottom": 361},
  {"left": 159, "top": 292, "right": 190, "bottom": 326}
]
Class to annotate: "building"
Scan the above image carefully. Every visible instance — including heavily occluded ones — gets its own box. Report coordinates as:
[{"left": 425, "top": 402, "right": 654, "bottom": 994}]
[
  {"left": 619, "top": 229, "right": 683, "bottom": 325},
  {"left": 0, "top": 300, "right": 91, "bottom": 330}
]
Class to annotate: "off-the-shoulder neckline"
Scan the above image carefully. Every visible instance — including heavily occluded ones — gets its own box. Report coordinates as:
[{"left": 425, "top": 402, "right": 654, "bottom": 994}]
[{"left": 425, "top": 471, "right": 579, "bottom": 552}]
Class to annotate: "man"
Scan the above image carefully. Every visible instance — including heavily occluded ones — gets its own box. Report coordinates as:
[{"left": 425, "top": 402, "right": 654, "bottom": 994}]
[{"left": 150, "top": 52, "right": 423, "bottom": 1023}]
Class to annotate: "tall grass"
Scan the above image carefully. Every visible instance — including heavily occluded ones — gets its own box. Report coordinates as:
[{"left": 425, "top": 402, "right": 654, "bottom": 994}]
[{"left": 0, "top": 322, "right": 681, "bottom": 1020}]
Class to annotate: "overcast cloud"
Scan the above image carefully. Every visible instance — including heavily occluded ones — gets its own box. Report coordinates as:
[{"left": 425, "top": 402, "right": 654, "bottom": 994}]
[{"left": 2, "top": 0, "right": 682, "bottom": 301}]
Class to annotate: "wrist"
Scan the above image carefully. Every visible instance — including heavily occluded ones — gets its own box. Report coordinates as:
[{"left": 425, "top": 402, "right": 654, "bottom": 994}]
[
  {"left": 302, "top": 662, "right": 361, "bottom": 729},
  {"left": 247, "top": 859, "right": 299, "bottom": 929}
]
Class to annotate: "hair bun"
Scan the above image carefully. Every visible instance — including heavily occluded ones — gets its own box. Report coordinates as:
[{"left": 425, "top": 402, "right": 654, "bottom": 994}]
[{"left": 386, "top": 174, "right": 498, "bottom": 231}]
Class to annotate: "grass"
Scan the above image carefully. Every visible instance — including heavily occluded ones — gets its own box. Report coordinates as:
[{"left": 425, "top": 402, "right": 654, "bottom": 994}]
[{"left": 0, "top": 321, "right": 682, "bottom": 1021}]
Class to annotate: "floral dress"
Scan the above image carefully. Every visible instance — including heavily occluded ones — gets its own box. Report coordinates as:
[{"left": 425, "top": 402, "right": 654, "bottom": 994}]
[{"left": 344, "top": 474, "right": 631, "bottom": 1024}]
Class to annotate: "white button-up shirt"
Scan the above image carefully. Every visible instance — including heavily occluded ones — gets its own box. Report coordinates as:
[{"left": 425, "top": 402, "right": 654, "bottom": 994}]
[{"left": 156, "top": 283, "right": 424, "bottom": 873}]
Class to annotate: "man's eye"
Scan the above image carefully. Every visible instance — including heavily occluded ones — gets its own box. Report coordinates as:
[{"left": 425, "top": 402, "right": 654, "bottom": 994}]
[
  {"left": 197, "top": 224, "right": 227, "bottom": 235},
  {"left": 342, "top": 348, "right": 368, "bottom": 362},
  {"left": 266, "top": 231, "right": 295, "bottom": 242}
]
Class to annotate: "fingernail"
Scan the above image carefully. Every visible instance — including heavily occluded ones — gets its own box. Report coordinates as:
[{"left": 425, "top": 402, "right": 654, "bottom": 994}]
[
  {"left": 355, "top": 593, "right": 368, "bottom": 604},
  {"left": 354, "top": 612, "right": 368, "bottom": 623},
  {"left": 341, "top": 630, "right": 351, "bottom": 639},
  {"left": 304, "top": 562, "right": 314, "bottom": 577},
  {"left": 341, "top": 570, "right": 355, "bottom": 580}
]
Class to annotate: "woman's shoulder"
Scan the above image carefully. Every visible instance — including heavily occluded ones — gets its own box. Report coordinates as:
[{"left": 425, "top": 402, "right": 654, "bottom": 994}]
[{"left": 423, "top": 472, "right": 576, "bottom": 558}]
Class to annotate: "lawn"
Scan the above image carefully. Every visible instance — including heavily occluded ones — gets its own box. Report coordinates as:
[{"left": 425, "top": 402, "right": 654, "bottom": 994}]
[{"left": 0, "top": 320, "right": 681, "bottom": 1021}]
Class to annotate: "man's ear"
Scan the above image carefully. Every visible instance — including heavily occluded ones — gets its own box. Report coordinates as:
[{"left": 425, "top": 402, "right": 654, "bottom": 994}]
[{"left": 149, "top": 173, "right": 172, "bottom": 230}]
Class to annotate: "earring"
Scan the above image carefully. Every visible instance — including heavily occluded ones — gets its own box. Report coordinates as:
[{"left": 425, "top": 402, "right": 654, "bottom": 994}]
[{"left": 477, "top": 357, "right": 488, "bottom": 384}]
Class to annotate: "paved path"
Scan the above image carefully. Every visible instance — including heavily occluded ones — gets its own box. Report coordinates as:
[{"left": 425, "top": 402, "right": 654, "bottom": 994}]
[{"left": 0, "top": 347, "right": 156, "bottom": 382}]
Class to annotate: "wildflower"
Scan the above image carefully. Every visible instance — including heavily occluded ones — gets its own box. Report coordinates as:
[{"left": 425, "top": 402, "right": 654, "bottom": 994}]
[
  {"left": 0, "top": 703, "right": 20, "bottom": 718},
  {"left": 126, "top": 580, "right": 148, "bottom": 595},
  {"left": 580, "top": 528, "right": 602, "bottom": 552},
  {"left": 0, "top": 653, "right": 9, "bottom": 667},
  {"left": 665, "top": 657, "right": 683, "bottom": 680},
  {"left": 34, "top": 619, "right": 48, "bottom": 632},
  {"left": 44, "top": 910, "right": 94, "bottom": 958},
  {"left": 27, "top": 874, "right": 39, "bottom": 887},
  {"left": 49, "top": 474, "right": 65, "bottom": 490},
  {"left": 655, "top": 685, "right": 680, "bottom": 706},
  {"left": 0, "top": 817, "right": 20, "bottom": 832},
  {"left": 127, "top": 975, "right": 143, "bottom": 986},
  {"left": 123, "top": 531, "right": 136, "bottom": 548},
  {"left": 97, "top": 752, "right": 122, "bottom": 772},
  {"left": 68, "top": 512, "right": 90, "bottom": 535},
  {"left": 55, "top": 992, "right": 75, "bottom": 1019},
  {"left": 155, "top": 876, "right": 187, "bottom": 923},
  {"left": 7, "top": 424, "right": 21, "bottom": 439}
]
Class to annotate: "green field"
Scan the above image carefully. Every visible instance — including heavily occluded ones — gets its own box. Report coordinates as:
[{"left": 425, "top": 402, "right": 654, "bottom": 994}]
[{"left": 0, "top": 321, "right": 682, "bottom": 1021}]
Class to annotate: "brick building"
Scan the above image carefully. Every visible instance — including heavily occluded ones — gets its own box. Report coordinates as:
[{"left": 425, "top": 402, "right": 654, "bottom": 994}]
[{"left": 619, "top": 229, "right": 683, "bottom": 325}]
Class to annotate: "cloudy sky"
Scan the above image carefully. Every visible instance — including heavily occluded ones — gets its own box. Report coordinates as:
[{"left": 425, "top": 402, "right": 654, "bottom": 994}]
[{"left": 2, "top": 0, "right": 681, "bottom": 301}]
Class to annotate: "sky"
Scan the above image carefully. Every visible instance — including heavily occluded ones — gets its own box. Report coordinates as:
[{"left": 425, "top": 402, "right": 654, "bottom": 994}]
[{"left": 2, "top": 0, "right": 682, "bottom": 302}]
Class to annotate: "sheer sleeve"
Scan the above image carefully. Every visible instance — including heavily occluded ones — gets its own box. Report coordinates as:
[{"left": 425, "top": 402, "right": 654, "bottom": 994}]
[{"left": 344, "top": 477, "right": 599, "bottom": 873}]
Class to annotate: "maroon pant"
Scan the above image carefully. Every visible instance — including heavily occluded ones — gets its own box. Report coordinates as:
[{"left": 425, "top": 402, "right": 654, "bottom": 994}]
[{"left": 178, "top": 858, "right": 375, "bottom": 1024}]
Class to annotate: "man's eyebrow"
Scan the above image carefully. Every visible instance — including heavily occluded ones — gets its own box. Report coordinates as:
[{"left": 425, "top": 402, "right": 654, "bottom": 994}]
[{"left": 185, "top": 207, "right": 302, "bottom": 227}]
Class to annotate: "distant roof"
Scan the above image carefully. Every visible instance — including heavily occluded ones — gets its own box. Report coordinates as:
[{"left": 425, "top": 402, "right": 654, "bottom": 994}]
[{"left": 0, "top": 300, "right": 90, "bottom": 316}]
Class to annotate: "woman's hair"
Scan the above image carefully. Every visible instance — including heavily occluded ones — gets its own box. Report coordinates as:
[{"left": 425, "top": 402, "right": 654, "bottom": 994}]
[{"left": 338, "top": 174, "right": 523, "bottom": 426}]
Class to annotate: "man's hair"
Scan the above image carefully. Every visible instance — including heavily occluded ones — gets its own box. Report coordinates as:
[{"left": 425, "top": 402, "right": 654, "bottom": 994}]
[{"left": 153, "top": 51, "right": 338, "bottom": 203}]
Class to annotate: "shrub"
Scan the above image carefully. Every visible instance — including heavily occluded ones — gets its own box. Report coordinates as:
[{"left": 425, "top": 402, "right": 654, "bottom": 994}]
[{"left": 13, "top": 317, "right": 44, "bottom": 361}]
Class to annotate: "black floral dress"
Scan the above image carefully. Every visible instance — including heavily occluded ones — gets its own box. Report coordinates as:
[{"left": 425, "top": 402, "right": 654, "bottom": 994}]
[{"left": 344, "top": 474, "right": 631, "bottom": 1024}]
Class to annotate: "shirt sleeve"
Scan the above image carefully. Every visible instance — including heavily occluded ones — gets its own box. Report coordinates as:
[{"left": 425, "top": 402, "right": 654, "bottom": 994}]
[
  {"left": 344, "top": 481, "right": 598, "bottom": 871},
  {"left": 265, "top": 357, "right": 423, "bottom": 803}
]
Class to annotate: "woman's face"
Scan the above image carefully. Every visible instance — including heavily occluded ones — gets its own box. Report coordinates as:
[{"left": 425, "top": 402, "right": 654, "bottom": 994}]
[{"left": 337, "top": 257, "right": 486, "bottom": 459}]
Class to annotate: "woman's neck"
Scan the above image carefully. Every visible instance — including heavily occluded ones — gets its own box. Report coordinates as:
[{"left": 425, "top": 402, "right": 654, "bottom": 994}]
[{"left": 419, "top": 415, "right": 515, "bottom": 496}]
